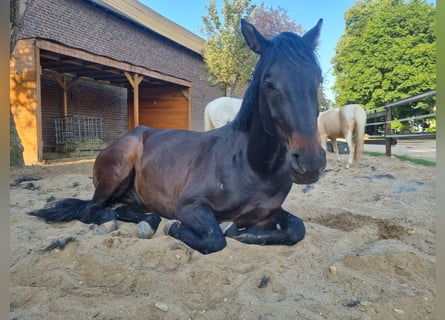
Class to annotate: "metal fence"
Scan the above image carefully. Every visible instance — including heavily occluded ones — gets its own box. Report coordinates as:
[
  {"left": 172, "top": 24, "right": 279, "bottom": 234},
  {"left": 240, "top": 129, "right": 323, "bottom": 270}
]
[
  {"left": 365, "top": 90, "right": 436, "bottom": 156},
  {"left": 55, "top": 115, "right": 104, "bottom": 145}
]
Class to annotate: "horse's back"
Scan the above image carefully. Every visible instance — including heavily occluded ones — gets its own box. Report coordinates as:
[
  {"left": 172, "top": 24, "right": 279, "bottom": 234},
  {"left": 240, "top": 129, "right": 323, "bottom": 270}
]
[
  {"left": 93, "top": 126, "right": 154, "bottom": 187},
  {"left": 341, "top": 104, "right": 366, "bottom": 123},
  {"left": 97, "top": 125, "right": 153, "bottom": 158},
  {"left": 318, "top": 104, "right": 366, "bottom": 140},
  {"left": 318, "top": 108, "right": 342, "bottom": 137},
  {"left": 204, "top": 97, "right": 242, "bottom": 130},
  {"left": 135, "top": 127, "right": 240, "bottom": 216}
]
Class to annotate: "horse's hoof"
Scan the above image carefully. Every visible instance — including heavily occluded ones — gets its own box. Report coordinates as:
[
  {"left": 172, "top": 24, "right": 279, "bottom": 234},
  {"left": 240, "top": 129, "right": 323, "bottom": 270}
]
[
  {"left": 95, "top": 219, "right": 118, "bottom": 235},
  {"left": 219, "top": 221, "right": 234, "bottom": 234},
  {"left": 144, "top": 214, "right": 162, "bottom": 231},
  {"left": 138, "top": 221, "right": 155, "bottom": 239},
  {"left": 163, "top": 220, "right": 181, "bottom": 235}
]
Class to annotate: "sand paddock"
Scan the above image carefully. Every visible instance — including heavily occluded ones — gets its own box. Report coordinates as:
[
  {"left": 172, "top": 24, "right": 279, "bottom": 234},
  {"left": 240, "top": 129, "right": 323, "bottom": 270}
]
[{"left": 10, "top": 152, "right": 435, "bottom": 319}]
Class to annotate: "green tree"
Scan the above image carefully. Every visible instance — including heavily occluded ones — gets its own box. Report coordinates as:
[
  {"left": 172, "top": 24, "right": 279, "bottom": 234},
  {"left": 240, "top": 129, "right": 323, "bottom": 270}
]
[
  {"left": 200, "top": 0, "right": 259, "bottom": 97},
  {"left": 332, "top": 0, "right": 436, "bottom": 115},
  {"left": 200, "top": 1, "right": 330, "bottom": 104}
]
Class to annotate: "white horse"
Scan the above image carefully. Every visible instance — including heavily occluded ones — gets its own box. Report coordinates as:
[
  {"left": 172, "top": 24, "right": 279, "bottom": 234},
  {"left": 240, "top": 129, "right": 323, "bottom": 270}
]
[
  {"left": 317, "top": 104, "right": 367, "bottom": 168},
  {"left": 204, "top": 97, "right": 242, "bottom": 130}
]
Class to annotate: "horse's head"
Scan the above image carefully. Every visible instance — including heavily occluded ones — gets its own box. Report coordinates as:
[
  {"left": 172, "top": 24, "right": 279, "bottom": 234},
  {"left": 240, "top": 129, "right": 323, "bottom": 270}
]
[{"left": 240, "top": 19, "right": 326, "bottom": 184}]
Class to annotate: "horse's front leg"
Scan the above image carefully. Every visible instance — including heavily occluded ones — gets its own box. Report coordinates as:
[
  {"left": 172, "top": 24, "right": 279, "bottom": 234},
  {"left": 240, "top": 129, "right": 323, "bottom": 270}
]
[
  {"left": 223, "top": 209, "right": 305, "bottom": 246},
  {"left": 164, "top": 203, "right": 227, "bottom": 254}
]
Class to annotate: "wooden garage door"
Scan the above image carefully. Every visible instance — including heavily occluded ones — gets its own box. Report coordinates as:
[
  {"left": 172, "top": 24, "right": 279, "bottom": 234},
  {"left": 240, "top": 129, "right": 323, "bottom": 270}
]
[{"left": 129, "top": 85, "right": 190, "bottom": 130}]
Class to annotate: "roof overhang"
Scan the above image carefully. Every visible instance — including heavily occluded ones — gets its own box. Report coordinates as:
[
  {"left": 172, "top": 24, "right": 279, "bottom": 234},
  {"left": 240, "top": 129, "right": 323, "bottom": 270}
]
[
  {"left": 88, "top": 0, "right": 206, "bottom": 55},
  {"left": 36, "top": 39, "right": 191, "bottom": 89}
]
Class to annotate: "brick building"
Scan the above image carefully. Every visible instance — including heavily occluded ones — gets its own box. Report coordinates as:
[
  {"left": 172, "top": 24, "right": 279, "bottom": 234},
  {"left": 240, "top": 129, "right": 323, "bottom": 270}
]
[{"left": 10, "top": 0, "right": 223, "bottom": 164}]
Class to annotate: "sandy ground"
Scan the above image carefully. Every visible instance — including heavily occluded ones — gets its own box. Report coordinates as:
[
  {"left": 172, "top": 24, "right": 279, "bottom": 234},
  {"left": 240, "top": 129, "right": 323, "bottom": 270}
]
[{"left": 10, "top": 149, "right": 436, "bottom": 320}]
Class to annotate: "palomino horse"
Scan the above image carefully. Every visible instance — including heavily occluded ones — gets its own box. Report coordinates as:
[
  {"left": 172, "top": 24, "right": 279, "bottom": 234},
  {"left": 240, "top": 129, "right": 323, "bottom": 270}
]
[
  {"left": 317, "top": 104, "right": 367, "bottom": 168},
  {"left": 204, "top": 97, "right": 242, "bottom": 130},
  {"left": 29, "top": 19, "right": 326, "bottom": 254}
]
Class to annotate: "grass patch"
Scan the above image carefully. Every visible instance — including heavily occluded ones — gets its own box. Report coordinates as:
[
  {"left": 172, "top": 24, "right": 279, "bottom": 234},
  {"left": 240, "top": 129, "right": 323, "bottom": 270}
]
[
  {"left": 364, "top": 151, "right": 436, "bottom": 167},
  {"left": 392, "top": 154, "right": 436, "bottom": 167},
  {"left": 364, "top": 151, "right": 384, "bottom": 157}
]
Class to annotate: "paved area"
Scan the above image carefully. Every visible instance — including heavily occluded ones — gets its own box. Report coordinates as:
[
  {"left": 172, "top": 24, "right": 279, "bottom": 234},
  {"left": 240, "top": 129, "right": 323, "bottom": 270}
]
[{"left": 363, "top": 139, "right": 436, "bottom": 161}]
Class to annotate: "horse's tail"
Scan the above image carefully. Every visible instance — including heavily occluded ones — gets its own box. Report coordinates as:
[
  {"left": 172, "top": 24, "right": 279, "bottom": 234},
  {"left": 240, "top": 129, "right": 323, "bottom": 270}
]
[
  {"left": 354, "top": 105, "right": 367, "bottom": 162},
  {"left": 203, "top": 104, "right": 214, "bottom": 131},
  {"left": 28, "top": 198, "right": 91, "bottom": 223}
]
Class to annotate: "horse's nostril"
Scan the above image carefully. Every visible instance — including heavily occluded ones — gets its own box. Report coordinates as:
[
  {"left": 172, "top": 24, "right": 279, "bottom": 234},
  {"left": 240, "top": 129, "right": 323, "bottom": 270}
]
[
  {"left": 291, "top": 151, "right": 326, "bottom": 174},
  {"left": 291, "top": 153, "right": 306, "bottom": 174}
]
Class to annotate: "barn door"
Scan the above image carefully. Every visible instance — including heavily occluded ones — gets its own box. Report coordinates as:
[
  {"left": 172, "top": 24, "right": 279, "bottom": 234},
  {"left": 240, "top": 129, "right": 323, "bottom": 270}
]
[{"left": 128, "top": 85, "right": 191, "bottom": 130}]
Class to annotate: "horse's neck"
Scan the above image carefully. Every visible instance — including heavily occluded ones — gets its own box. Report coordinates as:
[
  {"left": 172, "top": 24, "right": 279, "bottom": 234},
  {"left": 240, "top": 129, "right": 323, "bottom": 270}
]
[
  {"left": 231, "top": 92, "right": 287, "bottom": 176},
  {"left": 246, "top": 107, "right": 286, "bottom": 176}
]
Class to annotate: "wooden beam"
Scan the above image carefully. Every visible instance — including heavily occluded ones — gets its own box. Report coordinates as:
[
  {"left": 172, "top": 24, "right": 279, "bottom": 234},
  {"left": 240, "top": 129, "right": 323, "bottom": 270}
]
[
  {"left": 36, "top": 39, "right": 191, "bottom": 87},
  {"left": 40, "top": 53, "right": 61, "bottom": 61},
  {"left": 180, "top": 89, "right": 190, "bottom": 100},
  {"left": 125, "top": 71, "right": 144, "bottom": 127},
  {"left": 100, "top": 0, "right": 205, "bottom": 55},
  {"left": 46, "top": 70, "right": 80, "bottom": 116},
  {"left": 384, "top": 106, "right": 392, "bottom": 156},
  {"left": 36, "top": 47, "right": 43, "bottom": 162},
  {"left": 63, "top": 77, "right": 68, "bottom": 116}
]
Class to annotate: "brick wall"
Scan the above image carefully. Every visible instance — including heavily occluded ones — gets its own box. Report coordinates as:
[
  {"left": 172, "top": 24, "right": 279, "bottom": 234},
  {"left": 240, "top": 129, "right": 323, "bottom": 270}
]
[
  {"left": 40, "top": 74, "right": 127, "bottom": 152},
  {"left": 19, "top": 0, "right": 223, "bottom": 131},
  {"left": 10, "top": 39, "right": 40, "bottom": 164}
]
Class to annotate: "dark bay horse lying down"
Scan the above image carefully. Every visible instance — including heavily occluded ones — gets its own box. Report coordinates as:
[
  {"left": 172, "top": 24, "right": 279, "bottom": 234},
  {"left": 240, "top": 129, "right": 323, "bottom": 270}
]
[{"left": 29, "top": 19, "right": 326, "bottom": 254}]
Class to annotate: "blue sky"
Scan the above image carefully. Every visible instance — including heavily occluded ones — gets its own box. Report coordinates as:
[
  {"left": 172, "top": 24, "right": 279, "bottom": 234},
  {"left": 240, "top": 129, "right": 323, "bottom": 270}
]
[{"left": 139, "top": 0, "right": 434, "bottom": 102}]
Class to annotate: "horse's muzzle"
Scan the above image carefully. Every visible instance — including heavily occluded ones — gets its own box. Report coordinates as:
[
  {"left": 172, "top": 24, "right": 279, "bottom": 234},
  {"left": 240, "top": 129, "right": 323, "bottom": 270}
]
[{"left": 289, "top": 148, "right": 326, "bottom": 184}]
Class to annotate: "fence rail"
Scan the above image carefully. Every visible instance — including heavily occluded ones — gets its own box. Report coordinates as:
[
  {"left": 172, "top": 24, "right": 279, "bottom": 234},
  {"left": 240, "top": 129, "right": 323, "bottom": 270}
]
[
  {"left": 55, "top": 115, "right": 104, "bottom": 145},
  {"left": 365, "top": 90, "right": 436, "bottom": 156}
]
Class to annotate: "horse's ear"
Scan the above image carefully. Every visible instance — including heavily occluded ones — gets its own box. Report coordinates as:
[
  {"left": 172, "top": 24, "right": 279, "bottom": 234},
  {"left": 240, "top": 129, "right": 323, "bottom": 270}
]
[
  {"left": 241, "top": 19, "right": 268, "bottom": 54},
  {"left": 302, "top": 19, "right": 323, "bottom": 49}
]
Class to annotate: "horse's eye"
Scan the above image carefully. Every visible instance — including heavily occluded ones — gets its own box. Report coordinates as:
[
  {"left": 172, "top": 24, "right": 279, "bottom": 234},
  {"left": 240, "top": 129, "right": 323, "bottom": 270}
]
[{"left": 264, "top": 81, "right": 275, "bottom": 90}]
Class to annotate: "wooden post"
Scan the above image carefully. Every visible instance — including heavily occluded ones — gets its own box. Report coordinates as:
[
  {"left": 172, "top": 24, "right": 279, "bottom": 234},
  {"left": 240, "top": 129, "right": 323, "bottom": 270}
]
[
  {"left": 48, "top": 72, "right": 80, "bottom": 148},
  {"left": 124, "top": 71, "right": 144, "bottom": 127},
  {"left": 384, "top": 106, "right": 392, "bottom": 157},
  {"left": 48, "top": 71, "right": 79, "bottom": 117},
  {"left": 63, "top": 76, "right": 68, "bottom": 116},
  {"left": 35, "top": 47, "right": 43, "bottom": 162},
  {"left": 181, "top": 88, "right": 192, "bottom": 129}
]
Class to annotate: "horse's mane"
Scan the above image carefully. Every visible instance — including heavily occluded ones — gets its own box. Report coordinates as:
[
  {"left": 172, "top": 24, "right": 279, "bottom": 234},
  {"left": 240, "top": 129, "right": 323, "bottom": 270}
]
[{"left": 232, "top": 32, "right": 321, "bottom": 131}]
